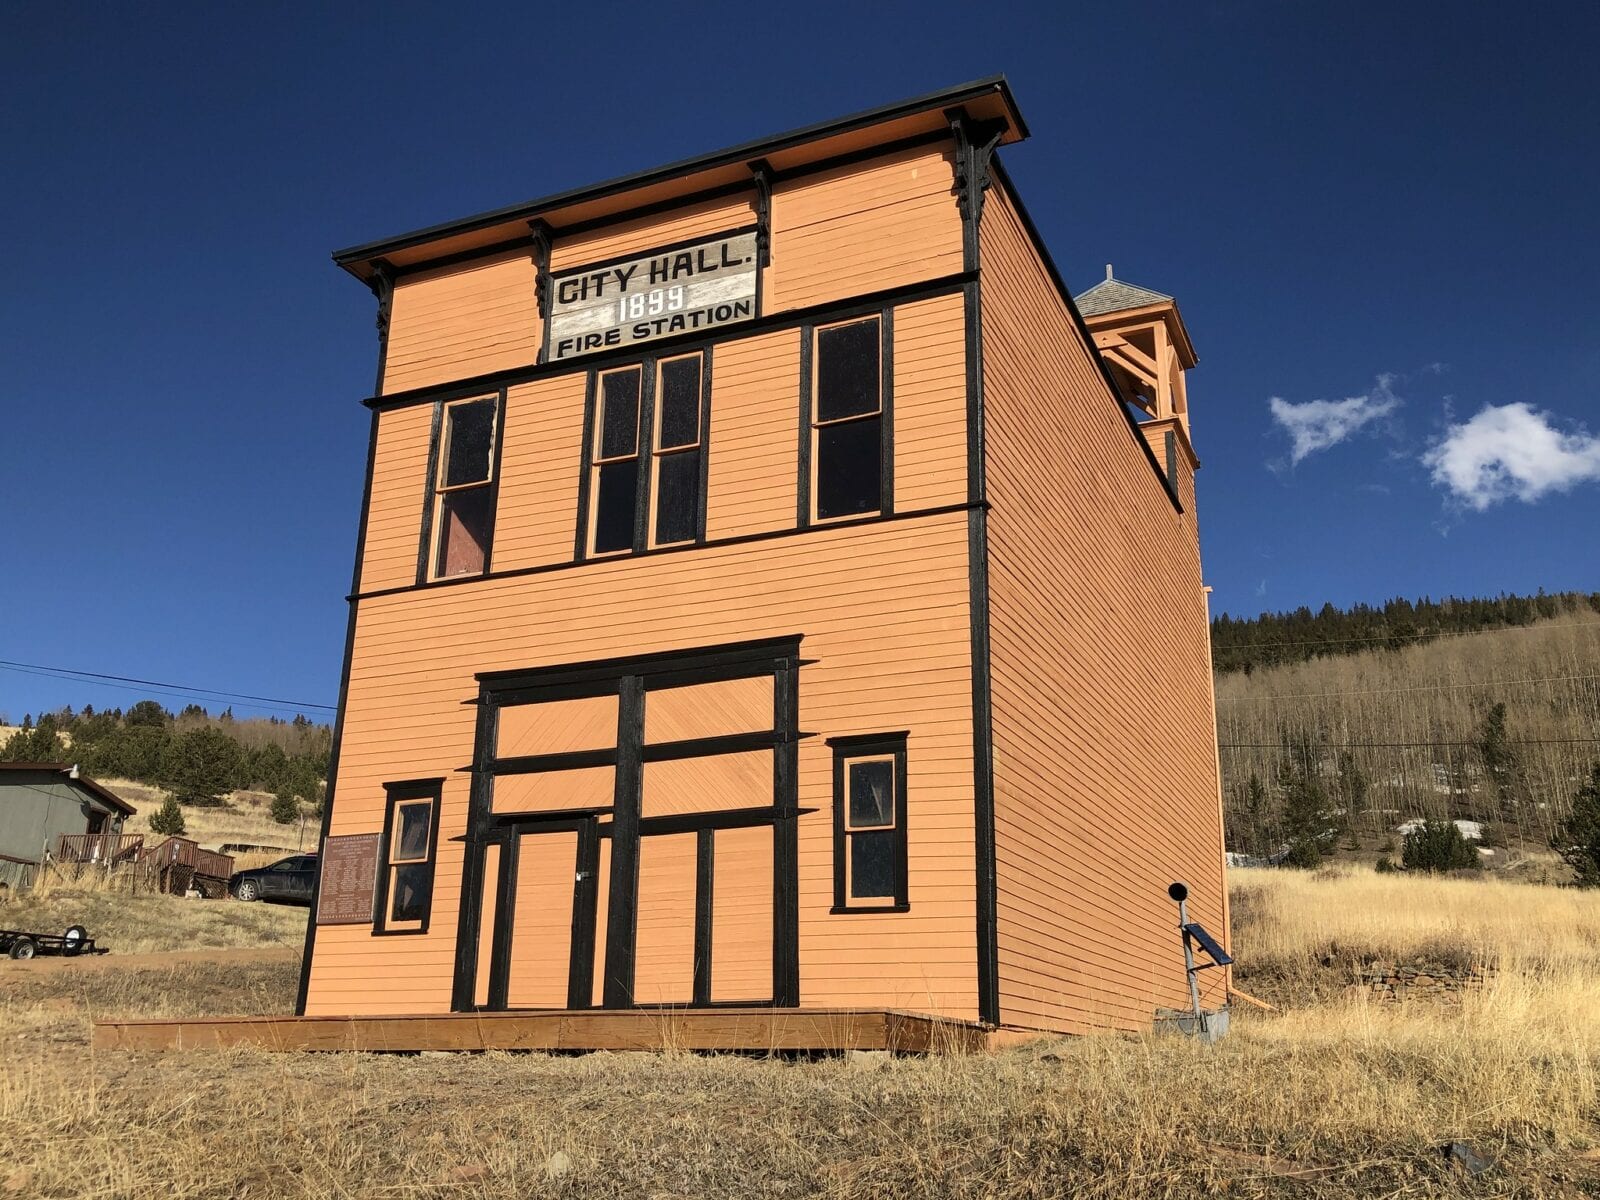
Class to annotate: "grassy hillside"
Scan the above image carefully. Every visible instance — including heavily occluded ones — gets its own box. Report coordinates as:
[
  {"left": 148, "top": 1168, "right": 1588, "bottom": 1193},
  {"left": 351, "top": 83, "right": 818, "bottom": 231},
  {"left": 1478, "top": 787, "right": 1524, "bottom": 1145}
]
[
  {"left": 3, "top": 866, "right": 1597, "bottom": 1196},
  {"left": 3, "top": 880, "right": 307, "bottom": 953},
  {"left": 1215, "top": 609, "right": 1600, "bottom": 857}
]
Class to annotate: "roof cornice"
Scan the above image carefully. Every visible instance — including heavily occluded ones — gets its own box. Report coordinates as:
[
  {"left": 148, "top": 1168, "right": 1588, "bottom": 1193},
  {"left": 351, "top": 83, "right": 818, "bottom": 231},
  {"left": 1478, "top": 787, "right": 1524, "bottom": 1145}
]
[{"left": 331, "top": 76, "right": 1026, "bottom": 282}]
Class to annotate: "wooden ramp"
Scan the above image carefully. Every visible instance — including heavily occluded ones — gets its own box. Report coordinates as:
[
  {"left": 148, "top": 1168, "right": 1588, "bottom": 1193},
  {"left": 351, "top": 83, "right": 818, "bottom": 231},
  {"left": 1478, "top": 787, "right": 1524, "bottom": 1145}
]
[{"left": 92, "top": 1008, "right": 986, "bottom": 1054}]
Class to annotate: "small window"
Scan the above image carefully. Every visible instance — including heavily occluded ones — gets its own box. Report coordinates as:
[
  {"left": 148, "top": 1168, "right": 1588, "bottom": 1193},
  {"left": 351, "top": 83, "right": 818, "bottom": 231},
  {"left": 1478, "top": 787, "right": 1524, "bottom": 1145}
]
[
  {"left": 590, "top": 366, "right": 644, "bottom": 555},
  {"left": 429, "top": 396, "right": 499, "bottom": 579},
  {"left": 377, "top": 782, "right": 441, "bottom": 933},
  {"left": 812, "top": 317, "right": 886, "bottom": 522},
  {"left": 829, "top": 733, "right": 908, "bottom": 911},
  {"left": 650, "top": 354, "right": 705, "bottom": 547}
]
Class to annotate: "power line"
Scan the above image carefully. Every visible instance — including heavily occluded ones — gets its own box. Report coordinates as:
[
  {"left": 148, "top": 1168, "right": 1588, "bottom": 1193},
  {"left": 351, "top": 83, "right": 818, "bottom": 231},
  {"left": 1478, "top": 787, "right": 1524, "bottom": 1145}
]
[
  {"left": 1220, "top": 738, "right": 1598, "bottom": 749},
  {"left": 0, "top": 664, "right": 318, "bottom": 720},
  {"left": 1215, "top": 671, "right": 1600, "bottom": 703},
  {"left": 0, "top": 659, "right": 335, "bottom": 714}
]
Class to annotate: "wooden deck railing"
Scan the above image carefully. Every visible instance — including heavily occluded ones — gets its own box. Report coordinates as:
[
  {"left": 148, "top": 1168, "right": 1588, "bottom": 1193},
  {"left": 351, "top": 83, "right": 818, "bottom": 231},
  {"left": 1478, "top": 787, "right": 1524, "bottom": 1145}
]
[
  {"left": 56, "top": 832, "right": 145, "bottom": 865},
  {"left": 53, "top": 833, "right": 234, "bottom": 895}
]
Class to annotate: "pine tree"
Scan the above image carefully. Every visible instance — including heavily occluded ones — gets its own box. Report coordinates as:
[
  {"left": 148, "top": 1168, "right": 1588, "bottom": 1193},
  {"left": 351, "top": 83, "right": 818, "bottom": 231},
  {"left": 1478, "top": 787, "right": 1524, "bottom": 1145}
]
[
  {"left": 1477, "top": 701, "right": 1525, "bottom": 821},
  {"left": 162, "top": 728, "right": 242, "bottom": 806},
  {"left": 148, "top": 793, "right": 187, "bottom": 836},
  {"left": 270, "top": 791, "right": 299, "bottom": 825},
  {"left": 1553, "top": 763, "right": 1600, "bottom": 887},
  {"left": 1402, "top": 818, "right": 1481, "bottom": 873},
  {"left": 1, "top": 716, "right": 65, "bottom": 762},
  {"left": 1337, "top": 750, "right": 1370, "bottom": 837},
  {"left": 1277, "top": 728, "right": 1334, "bottom": 867},
  {"left": 1242, "top": 772, "right": 1269, "bottom": 857}
]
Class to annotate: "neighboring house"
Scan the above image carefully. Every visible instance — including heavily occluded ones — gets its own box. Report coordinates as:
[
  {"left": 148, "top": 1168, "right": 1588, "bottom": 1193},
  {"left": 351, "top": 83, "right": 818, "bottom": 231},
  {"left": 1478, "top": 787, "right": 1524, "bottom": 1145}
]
[
  {"left": 297, "top": 76, "right": 1228, "bottom": 1041},
  {"left": 0, "top": 762, "right": 134, "bottom": 890}
]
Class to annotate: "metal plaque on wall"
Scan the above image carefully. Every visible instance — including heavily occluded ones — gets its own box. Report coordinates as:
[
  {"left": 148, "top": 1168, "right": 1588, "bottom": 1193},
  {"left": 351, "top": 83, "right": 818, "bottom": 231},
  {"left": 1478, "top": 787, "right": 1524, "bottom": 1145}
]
[
  {"left": 315, "top": 833, "right": 381, "bottom": 925},
  {"left": 547, "top": 229, "right": 759, "bottom": 361}
]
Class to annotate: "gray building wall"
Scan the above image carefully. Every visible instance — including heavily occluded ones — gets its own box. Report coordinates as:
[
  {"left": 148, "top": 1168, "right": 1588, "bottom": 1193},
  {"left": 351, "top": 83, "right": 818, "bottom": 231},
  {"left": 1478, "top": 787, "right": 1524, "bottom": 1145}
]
[{"left": 0, "top": 772, "right": 124, "bottom": 889}]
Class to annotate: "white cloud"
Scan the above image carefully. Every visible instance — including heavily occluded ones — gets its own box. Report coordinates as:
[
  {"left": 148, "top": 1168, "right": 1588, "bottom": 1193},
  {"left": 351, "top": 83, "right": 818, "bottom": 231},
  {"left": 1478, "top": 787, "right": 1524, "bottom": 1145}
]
[
  {"left": 1423, "top": 402, "right": 1600, "bottom": 510},
  {"left": 1268, "top": 374, "right": 1402, "bottom": 465}
]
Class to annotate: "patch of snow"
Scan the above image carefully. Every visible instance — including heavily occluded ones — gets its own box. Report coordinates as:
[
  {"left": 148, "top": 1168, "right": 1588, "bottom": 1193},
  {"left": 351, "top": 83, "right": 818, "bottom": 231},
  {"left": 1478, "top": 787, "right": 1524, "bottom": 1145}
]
[{"left": 1395, "top": 818, "right": 1483, "bottom": 842}]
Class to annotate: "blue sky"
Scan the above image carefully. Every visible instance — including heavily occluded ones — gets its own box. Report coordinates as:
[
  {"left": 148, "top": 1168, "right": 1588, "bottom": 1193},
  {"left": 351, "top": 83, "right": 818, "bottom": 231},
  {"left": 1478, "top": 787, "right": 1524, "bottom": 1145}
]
[{"left": 3, "top": 3, "right": 1596, "bottom": 721}]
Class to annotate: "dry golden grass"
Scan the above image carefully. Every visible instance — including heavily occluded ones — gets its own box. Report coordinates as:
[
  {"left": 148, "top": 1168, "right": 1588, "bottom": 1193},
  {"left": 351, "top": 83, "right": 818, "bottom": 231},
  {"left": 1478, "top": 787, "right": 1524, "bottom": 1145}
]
[
  {"left": 103, "top": 776, "right": 314, "bottom": 853},
  {"left": 1232, "top": 861, "right": 1600, "bottom": 978},
  {"left": 0, "top": 868, "right": 1597, "bottom": 1197},
  {"left": 0, "top": 885, "right": 307, "bottom": 954}
]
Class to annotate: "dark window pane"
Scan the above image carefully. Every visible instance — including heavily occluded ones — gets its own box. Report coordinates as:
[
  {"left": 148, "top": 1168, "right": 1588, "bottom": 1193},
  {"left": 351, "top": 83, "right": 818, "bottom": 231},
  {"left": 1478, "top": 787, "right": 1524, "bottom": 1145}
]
[
  {"left": 848, "top": 760, "right": 895, "bottom": 827},
  {"left": 654, "top": 449, "right": 701, "bottom": 546},
  {"left": 850, "top": 830, "right": 895, "bottom": 899},
  {"left": 593, "top": 459, "right": 639, "bottom": 553},
  {"left": 390, "top": 863, "right": 431, "bottom": 922},
  {"left": 599, "top": 369, "right": 642, "bottom": 460},
  {"left": 658, "top": 357, "right": 701, "bottom": 449},
  {"left": 435, "top": 487, "right": 492, "bottom": 577},
  {"left": 442, "top": 398, "right": 496, "bottom": 488},
  {"left": 396, "top": 802, "right": 431, "bottom": 861},
  {"left": 816, "top": 416, "right": 882, "bottom": 519},
  {"left": 816, "top": 319, "right": 880, "bottom": 422}
]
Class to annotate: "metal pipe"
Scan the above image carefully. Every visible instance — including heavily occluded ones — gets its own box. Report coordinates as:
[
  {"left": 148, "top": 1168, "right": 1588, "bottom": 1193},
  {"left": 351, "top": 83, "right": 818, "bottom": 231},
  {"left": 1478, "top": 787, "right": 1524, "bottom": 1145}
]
[{"left": 1177, "top": 895, "right": 1204, "bottom": 1029}]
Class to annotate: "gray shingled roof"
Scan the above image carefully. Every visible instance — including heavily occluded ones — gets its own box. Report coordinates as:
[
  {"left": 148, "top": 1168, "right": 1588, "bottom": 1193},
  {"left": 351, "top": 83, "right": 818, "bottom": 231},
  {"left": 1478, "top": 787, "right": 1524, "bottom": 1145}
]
[{"left": 1073, "top": 273, "right": 1173, "bottom": 317}]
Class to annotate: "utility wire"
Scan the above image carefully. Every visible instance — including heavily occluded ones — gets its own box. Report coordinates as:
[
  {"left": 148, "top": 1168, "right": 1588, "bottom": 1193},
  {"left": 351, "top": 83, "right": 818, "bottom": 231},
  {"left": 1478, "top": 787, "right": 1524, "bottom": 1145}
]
[
  {"left": 1215, "top": 671, "right": 1600, "bottom": 702},
  {"left": 1219, "top": 738, "right": 1598, "bottom": 749},
  {"left": 0, "top": 658, "right": 335, "bottom": 714}
]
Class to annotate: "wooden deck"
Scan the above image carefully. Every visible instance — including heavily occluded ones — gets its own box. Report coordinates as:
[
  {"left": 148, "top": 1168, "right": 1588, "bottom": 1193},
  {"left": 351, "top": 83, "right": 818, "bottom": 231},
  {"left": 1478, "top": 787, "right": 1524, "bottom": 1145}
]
[{"left": 92, "top": 1007, "right": 987, "bottom": 1054}]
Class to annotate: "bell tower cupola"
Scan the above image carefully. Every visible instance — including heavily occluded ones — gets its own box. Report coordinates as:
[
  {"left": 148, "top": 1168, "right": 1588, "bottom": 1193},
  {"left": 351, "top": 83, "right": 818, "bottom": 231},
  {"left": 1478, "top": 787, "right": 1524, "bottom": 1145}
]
[{"left": 1074, "top": 265, "right": 1199, "bottom": 503}]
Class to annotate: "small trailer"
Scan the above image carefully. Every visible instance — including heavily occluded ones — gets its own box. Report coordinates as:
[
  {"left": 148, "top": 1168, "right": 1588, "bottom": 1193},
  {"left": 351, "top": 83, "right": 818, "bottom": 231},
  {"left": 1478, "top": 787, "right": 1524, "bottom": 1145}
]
[{"left": 1, "top": 924, "right": 100, "bottom": 960}]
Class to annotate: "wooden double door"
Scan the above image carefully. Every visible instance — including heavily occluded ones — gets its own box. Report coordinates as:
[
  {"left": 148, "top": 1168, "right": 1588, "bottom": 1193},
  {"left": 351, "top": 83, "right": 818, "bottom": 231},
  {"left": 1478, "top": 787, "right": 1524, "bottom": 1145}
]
[
  {"left": 457, "top": 638, "right": 803, "bottom": 1013},
  {"left": 483, "top": 814, "right": 777, "bottom": 1010}
]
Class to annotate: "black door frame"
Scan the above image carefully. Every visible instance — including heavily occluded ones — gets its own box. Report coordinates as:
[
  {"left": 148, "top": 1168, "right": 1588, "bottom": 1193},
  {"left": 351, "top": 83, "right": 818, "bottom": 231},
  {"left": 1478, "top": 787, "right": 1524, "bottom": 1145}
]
[
  {"left": 451, "top": 636, "right": 805, "bottom": 1012},
  {"left": 484, "top": 815, "right": 600, "bottom": 1011}
]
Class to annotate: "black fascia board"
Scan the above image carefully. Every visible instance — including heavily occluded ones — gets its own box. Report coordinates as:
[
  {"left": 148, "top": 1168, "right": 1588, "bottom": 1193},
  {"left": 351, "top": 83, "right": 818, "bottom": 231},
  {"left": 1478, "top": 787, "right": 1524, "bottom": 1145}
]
[{"left": 330, "top": 76, "right": 1025, "bottom": 274}]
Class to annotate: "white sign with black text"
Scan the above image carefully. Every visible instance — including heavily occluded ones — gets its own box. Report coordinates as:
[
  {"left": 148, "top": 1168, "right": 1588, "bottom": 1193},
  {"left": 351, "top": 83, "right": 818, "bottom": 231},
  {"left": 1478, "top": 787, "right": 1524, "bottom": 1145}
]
[{"left": 547, "top": 229, "right": 759, "bottom": 361}]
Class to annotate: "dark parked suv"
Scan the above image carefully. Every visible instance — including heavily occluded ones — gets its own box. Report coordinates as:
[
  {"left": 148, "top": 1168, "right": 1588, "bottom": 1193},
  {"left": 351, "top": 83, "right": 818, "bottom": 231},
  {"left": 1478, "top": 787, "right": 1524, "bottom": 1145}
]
[{"left": 230, "top": 854, "right": 317, "bottom": 905}]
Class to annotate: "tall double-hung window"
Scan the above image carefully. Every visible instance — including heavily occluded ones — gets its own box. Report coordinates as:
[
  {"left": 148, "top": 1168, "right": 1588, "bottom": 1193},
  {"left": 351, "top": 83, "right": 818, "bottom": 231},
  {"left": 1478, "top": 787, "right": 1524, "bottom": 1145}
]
[
  {"left": 585, "top": 352, "right": 708, "bottom": 557},
  {"left": 426, "top": 395, "right": 500, "bottom": 580},
  {"left": 807, "top": 315, "right": 892, "bottom": 523}
]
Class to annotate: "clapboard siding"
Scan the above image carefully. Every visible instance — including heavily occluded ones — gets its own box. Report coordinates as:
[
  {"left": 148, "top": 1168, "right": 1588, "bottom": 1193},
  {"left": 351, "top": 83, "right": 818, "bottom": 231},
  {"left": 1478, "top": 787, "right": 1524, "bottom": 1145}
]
[
  {"left": 549, "top": 194, "right": 757, "bottom": 274},
  {"left": 362, "top": 292, "right": 971, "bottom": 582},
  {"left": 978, "top": 181, "right": 1227, "bottom": 1035},
  {"left": 892, "top": 293, "right": 968, "bottom": 511},
  {"left": 358, "top": 403, "right": 431, "bottom": 592},
  {"left": 766, "top": 143, "right": 963, "bottom": 312},
  {"left": 492, "top": 374, "right": 587, "bottom": 570},
  {"left": 704, "top": 330, "right": 802, "bottom": 541},
  {"left": 303, "top": 511, "right": 979, "bottom": 1018},
  {"left": 382, "top": 251, "right": 539, "bottom": 394}
]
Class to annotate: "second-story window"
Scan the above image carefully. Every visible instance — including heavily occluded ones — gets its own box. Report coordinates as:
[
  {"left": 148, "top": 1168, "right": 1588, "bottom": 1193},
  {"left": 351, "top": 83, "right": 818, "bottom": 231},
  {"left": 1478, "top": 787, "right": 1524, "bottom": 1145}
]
[
  {"left": 429, "top": 395, "right": 498, "bottom": 579},
  {"left": 651, "top": 354, "right": 704, "bottom": 548},
  {"left": 591, "top": 365, "right": 644, "bottom": 555},
  {"left": 811, "top": 316, "right": 889, "bottom": 522},
  {"left": 586, "top": 352, "right": 708, "bottom": 558}
]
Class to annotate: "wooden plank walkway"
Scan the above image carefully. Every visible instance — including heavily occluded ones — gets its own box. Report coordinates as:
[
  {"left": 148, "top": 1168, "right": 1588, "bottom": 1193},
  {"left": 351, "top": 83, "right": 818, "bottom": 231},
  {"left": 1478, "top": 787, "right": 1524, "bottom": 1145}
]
[{"left": 92, "top": 1007, "right": 987, "bottom": 1054}]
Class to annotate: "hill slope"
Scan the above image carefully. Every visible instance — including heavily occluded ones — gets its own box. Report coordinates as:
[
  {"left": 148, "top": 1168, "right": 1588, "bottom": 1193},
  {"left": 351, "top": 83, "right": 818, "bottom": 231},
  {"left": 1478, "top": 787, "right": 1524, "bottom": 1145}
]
[{"left": 1214, "top": 609, "right": 1600, "bottom": 857}]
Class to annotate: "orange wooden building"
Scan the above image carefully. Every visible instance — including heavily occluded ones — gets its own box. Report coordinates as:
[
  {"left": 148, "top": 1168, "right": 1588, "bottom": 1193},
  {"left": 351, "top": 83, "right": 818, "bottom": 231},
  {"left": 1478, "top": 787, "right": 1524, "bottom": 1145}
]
[{"left": 295, "top": 77, "right": 1228, "bottom": 1043}]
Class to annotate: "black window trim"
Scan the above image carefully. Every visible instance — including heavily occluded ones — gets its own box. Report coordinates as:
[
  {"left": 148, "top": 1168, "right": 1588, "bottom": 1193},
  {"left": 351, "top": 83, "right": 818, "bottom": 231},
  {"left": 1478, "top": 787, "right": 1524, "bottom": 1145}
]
[
  {"left": 575, "top": 348, "right": 712, "bottom": 561},
  {"left": 828, "top": 732, "right": 909, "bottom": 913},
  {"left": 417, "top": 389, "right": 507, "bottom": 584},
  {"left": 798, "top": 309, "right": 894, "bottom": 529},
  {"left": 373, "top": 777, "right": 445, "bottom": 936}
]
